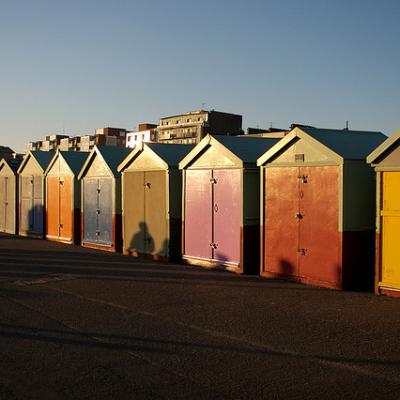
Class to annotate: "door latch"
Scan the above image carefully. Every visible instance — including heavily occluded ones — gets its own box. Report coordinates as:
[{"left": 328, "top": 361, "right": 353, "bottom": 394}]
[
  {"left": 298, "top": 175, "right": 308, "bottom": 183},
  {"left": 96, "top": 210, "right": 101, "bottom": 215},
  {"left": 145, "top": 182, "right": 151, "bottom": 188},
  {"left": 297, "top": 248, "right": 307, "bottom": 255},
  {"left": 295, "top": 213, "right": 303, "bottom": 219},
  {"left": 210, "top": 178, "right": 217, "bottom": 184},
  {"left": 210, "top": 242, "right": 218, "bottom": 249}
]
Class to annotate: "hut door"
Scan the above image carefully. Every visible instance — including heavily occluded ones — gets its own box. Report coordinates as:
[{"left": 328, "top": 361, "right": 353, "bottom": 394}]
[
  {"left": 0, "top": 177, "right": 5, "bottom": 231},
  {"left": 212, "top": 169, "right": 240, "bottom": 265},
  {"left": 47, "top": 177, "right": 60, "bottom": 238},
  {"left": 381, "top": 172, "right": 400, "bottom": 286},
  {"left": 184, "top": 170, "right": 213, "bottom": 260},
  {"left": 32, "top": 176, "right": 43, "bottom": 234},
  {"left": 21, "top": 176, "right": 34, "bottom": 232},
  {"left": 264, "top": 167, "right": 300, "bottom": 277},
  {"left": 97, "top": 178, "right": 113, "bottom": 246},
  {"left": 83, "top": 179, "right": 99, "bottom": 243},
  {"left": 298, "top": 166, "right": 339, "bottom": 285},
  {"left": 145, "top": 171, "right": 168, "bottom": 256},
  {"left": 59, "top": 177, "right": 72, "bottom": 240},
  {"left": 5, "top": 177, "right": 15, "bottom": 233},
  {"left": 124, "top": 172, "right": 145, "bottom": 253}
]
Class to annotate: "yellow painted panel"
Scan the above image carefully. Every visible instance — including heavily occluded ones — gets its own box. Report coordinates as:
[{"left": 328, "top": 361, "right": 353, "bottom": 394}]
[
  {"left": 382, "top": 172, "right": 400, "bottom": 211},
  {"left": 381, "top": 216, "right": 400, "bottom": 288}
]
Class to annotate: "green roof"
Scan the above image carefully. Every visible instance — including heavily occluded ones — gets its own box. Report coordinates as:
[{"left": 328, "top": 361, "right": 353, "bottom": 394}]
[{"left": 30, "top": 151, "right": 56, "bottom": 171}]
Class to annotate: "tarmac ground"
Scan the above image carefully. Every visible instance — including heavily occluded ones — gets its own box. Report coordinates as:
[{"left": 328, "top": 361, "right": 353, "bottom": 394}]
[{"left": 0, "top": 233, "right": 400, "bottom": 399}]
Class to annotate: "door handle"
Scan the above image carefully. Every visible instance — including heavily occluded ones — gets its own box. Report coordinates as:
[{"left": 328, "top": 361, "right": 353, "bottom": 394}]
[
  {"left": 96, "top": 210, "right": 101, "bottom": 215},
  {"left": 210, "top": 243, "right": 217, "bottom": 249},
  {"left": 214, "top": 204, "right": 218, "bottom": 212},
  {"left": 295, "top": 213, "right": 303, "bottom": 219},
  {"left": 297, "top": 248, "right": 307, "bottom": 255}
]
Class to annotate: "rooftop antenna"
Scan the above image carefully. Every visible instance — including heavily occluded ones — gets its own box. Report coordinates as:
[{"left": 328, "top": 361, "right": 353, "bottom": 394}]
[
  {"left": 270, "top": 122, "right": 273, "bottom": 129},
  {"left": 345, "top": 120, "right": 349, "bottom": 130}
]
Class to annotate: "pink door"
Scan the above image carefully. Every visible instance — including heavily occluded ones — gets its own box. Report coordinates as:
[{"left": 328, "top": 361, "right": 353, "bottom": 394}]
[
  {"left": 213, "top": 169, "right": 241, "bottom": 265},
  {"left": 184, "top": 170, "right": 212, "bottom": 260},
  {"left": 264, "top": 167, "right": 300, "bottom": 277}
]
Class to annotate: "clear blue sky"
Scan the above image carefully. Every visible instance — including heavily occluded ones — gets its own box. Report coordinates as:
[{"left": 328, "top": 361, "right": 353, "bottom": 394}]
[{"left": 1, "top": 0, "right": 399, "bottom": 152}]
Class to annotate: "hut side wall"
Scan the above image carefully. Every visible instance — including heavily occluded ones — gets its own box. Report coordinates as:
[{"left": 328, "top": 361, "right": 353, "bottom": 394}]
[
  {"left": 168, "top": 168, "right": 183, "bottom": 260},
  {"left": 341, "top": 161, "right": 376, "bottom": 291},
  {"left": 0, "top": 165, "right": 17, "bottom": 234}
]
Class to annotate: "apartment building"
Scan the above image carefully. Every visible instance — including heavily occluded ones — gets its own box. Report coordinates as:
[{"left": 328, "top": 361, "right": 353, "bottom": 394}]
[
  {"left": 126, "top": 123, "right": 158, "bottom": 148},
  {"left": 157, "top": 110, "right": 243, "bottom": 144}
]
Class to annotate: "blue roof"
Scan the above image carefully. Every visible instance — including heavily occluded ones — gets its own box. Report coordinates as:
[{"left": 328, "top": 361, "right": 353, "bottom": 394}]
[
  {"left": 31, "top": 151, "right": 55, "bottom": 171},
  {"left": 300, "top": 127, "right": 387, "bottom": 159},
  {"left": 60, "top": 151, "right": 90, "bottom": 175},
  {"left": 146, "top": 143, "right": 195, "bottom": 166},
  {"left": 216, "top": 135, "right": 281, "bottom": 163},
  {"left": 97, "top": 146, "right": 132, "bottom": 176}
]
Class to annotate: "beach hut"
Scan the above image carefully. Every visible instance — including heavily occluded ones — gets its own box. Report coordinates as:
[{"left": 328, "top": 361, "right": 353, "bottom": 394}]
[
  {"left": 45, "top": 150, "right": 89, "bottom": 244},
  {"left": 367, "top": 130, "right": 400, "bottom": 297},
  {"left": 0, "top": 157, "right": 23, "bottom": 234},
  {"left": 78, "top": 146, "right": 131, "bottom": 252},
  {"left": 179, "top": 134, "right": 280, "bottom": 274},
  {"left": 17, "top": 151, "right": 54, "bottom": 238},
  {"left": 118, "top": 142, "right": 194, "bottom": 261},
  {"left": 257, "top": 125, "right": 386, "bottom": 290}
]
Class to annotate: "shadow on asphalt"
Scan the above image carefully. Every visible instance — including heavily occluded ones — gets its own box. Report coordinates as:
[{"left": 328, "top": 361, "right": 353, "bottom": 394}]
[{"left": 0, "top": 247, "right": 326, "bottom": 291}]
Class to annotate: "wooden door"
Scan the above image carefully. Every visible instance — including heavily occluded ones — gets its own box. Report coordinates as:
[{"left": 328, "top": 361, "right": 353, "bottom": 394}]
[
  {"left": 32, "top": 176, "right": 43, "bottom": 234},
  {"left": 20, "top": 176, "right": 34, "bottom": 233},
  {"left": 145, "top": 171, "right": 168, "bottom": 257},
  {"left": 47, "top": 176, "right": 60, "bottom": 238},
  {"left": 0, "top": 177, "right": 5, "bottom": 232},
  {"left": 381, "top": 172, "right": 400, "bottom": 287},
  {"left": 83, "top": 179, "right": 98, "bottom": 243},
  {"left": 212, "top": 169, "right": 241, "bottom": 265},
  {"left": 124, "top": 171, "right": 145, "bottom": 253},
  {"left": 5, "top": 176, "right": 15, "bottom": 233},
  {"left": 59, "top": 176, "right": 72, "bottom": 240},
  {"left": 298, "top": 166, "right": 340, "bottom": 285},
  {"left": 184, "top": 170, "right": 213, "bottom": 260},
  {"left": 97, "top": 178, "right": 113, "bottom": 246},
  {"left": 264, "top": 167, "right": 299, "bottom": 277}
]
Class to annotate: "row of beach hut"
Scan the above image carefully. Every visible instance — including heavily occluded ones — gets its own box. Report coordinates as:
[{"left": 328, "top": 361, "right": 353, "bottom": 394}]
[{"left": 1, "top": 125, "right": 400, "bottom": 297}]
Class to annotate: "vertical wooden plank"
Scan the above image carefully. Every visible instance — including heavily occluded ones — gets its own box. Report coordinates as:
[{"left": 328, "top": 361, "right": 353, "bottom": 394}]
[
  {"left": 60, "top": 176, "right": 72, "bottom": 241},
  {"left": 83, "top": 178, "right": 99, "bottom": 243},
  {"left": 33, "top": 176, "right": 43, "bottom": 234},
  {"left": 298, "top": 166, "right": 340, "bottom": 287},
  {"left": 98, "top": 178, "right": 113, "bottom": 246},
  {"left": 46, "top": 176, "right": 60, "bottom": 238},
  {"left": 0, "top": 177, "right": 5, "bottom": 231},
  {"left": 212, "top": 169, "right": 241, "bottom": 265},
  {"left": 184, "top": 169, "right": 212, "bottom": 260},
  {"left": 264, "top": 167, "right": 299, "bottom": 277}
]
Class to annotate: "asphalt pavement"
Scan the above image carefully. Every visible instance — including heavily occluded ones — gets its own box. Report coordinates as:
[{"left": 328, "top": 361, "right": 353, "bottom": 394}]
[{"left": 0, "top": 233, "right": 400, "bottom": 399}]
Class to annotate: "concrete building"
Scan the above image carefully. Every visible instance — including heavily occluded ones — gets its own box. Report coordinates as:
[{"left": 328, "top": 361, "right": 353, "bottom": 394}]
[
  {"left": 126, "top": 123, "right": 158, "bottom": 148},
  {"left": 157, "top": 110, "right": 242, "bottom": 144}
]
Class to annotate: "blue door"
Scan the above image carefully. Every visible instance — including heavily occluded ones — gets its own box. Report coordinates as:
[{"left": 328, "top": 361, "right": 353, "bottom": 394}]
[
  {"left": 97, "top": 178, "right": 113, "bottom": 246},
  {"left": 83, "top": 179, "right": 99, "bottom": 243}
]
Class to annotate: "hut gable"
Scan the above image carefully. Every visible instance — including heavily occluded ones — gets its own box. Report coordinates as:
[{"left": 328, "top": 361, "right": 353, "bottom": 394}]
[
  {"left": 367, "top": 130, "right": 400, "bottom": 168},
  {"left": 46, "top": 153, "right": 71, "bottom": 176},
  {"left": 18, "top": 151, "right": 55, "bottom": 175},
  {"left": 0, "top": 160, "right": 13, "bottom": 176}
]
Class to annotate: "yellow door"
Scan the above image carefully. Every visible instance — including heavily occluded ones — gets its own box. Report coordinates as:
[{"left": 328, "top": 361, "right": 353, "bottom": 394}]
[{"left": 381, "top": 172, "right": 400, "bottom": 287}]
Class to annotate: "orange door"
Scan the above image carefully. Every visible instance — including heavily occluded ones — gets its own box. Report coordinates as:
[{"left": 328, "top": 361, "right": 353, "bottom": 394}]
[
  {"left": 298, "top": 166, "right": 340, "bottom": 286},
  {"left": 264, "top": 167, "right": 299, "bottom": 277},
  {"left": 59, "top": 176, "right": 72, "bottom": 241},
  {"left": 47, "top": 177, "right": 60, "bottom": 238}
]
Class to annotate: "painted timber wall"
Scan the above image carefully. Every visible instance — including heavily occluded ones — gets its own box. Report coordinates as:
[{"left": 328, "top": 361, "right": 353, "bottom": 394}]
[
  {"left": 367, "top": 130, "right": 400, "bottom": 297},
  {"left": 258, "top": 127, "right": 386, "bottom": 290},
  {"left": 119, "top": 143, "right": 194, "bottom": 261},
  {"left": 0, "top": 158, "right": 21, "bottom": 234},
  {"left": 17, "top": 152, "right": 54, "bottom": 238},
  {"left": 78, "top": 146, "right": 129, "bottom": 252},
  {"left": 45, "top": 151, "right": 88, "bottom": 244},
  {"left": 179, "top": 135, "right": 279, "bottom": 274}
]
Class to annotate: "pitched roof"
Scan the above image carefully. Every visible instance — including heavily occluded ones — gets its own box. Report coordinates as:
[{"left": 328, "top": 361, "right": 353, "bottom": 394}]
[
  {"left": 0, "top": 146, "right": 14, "bottom": 153},
  {"left": 299, "top": 127, "right": 387, "bottom": 159},
  {"left": 59, "top": 151, "right": 90, "bottom": 175},
  {"left": 366, "top": 129, "right": 400, "bottom": 164},
  {"left": 146, "top": 143, "right": 195, "bottom": 166},
  {"left": 79, "top": 146, "right": 132, "bottom": 179},
  {"left": 31, "top": 151, "right": 55, "bottom": 170},
  {"left": 0, "top": 157, "right": 23, "bottom": 174}
]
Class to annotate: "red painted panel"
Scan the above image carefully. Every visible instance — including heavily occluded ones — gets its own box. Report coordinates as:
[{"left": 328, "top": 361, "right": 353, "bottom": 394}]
[
  {"left": 298, "top": 166, "right": 340, "bottom": 287},
  {"left": 213, "top": 169, "right": 241, "bottom": 265},
  {"left": 184, "top": 170, "right": 212, "bottom": 260},
  {"left": 264, "top": 167, "right": 299, "bottom": 277}
]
